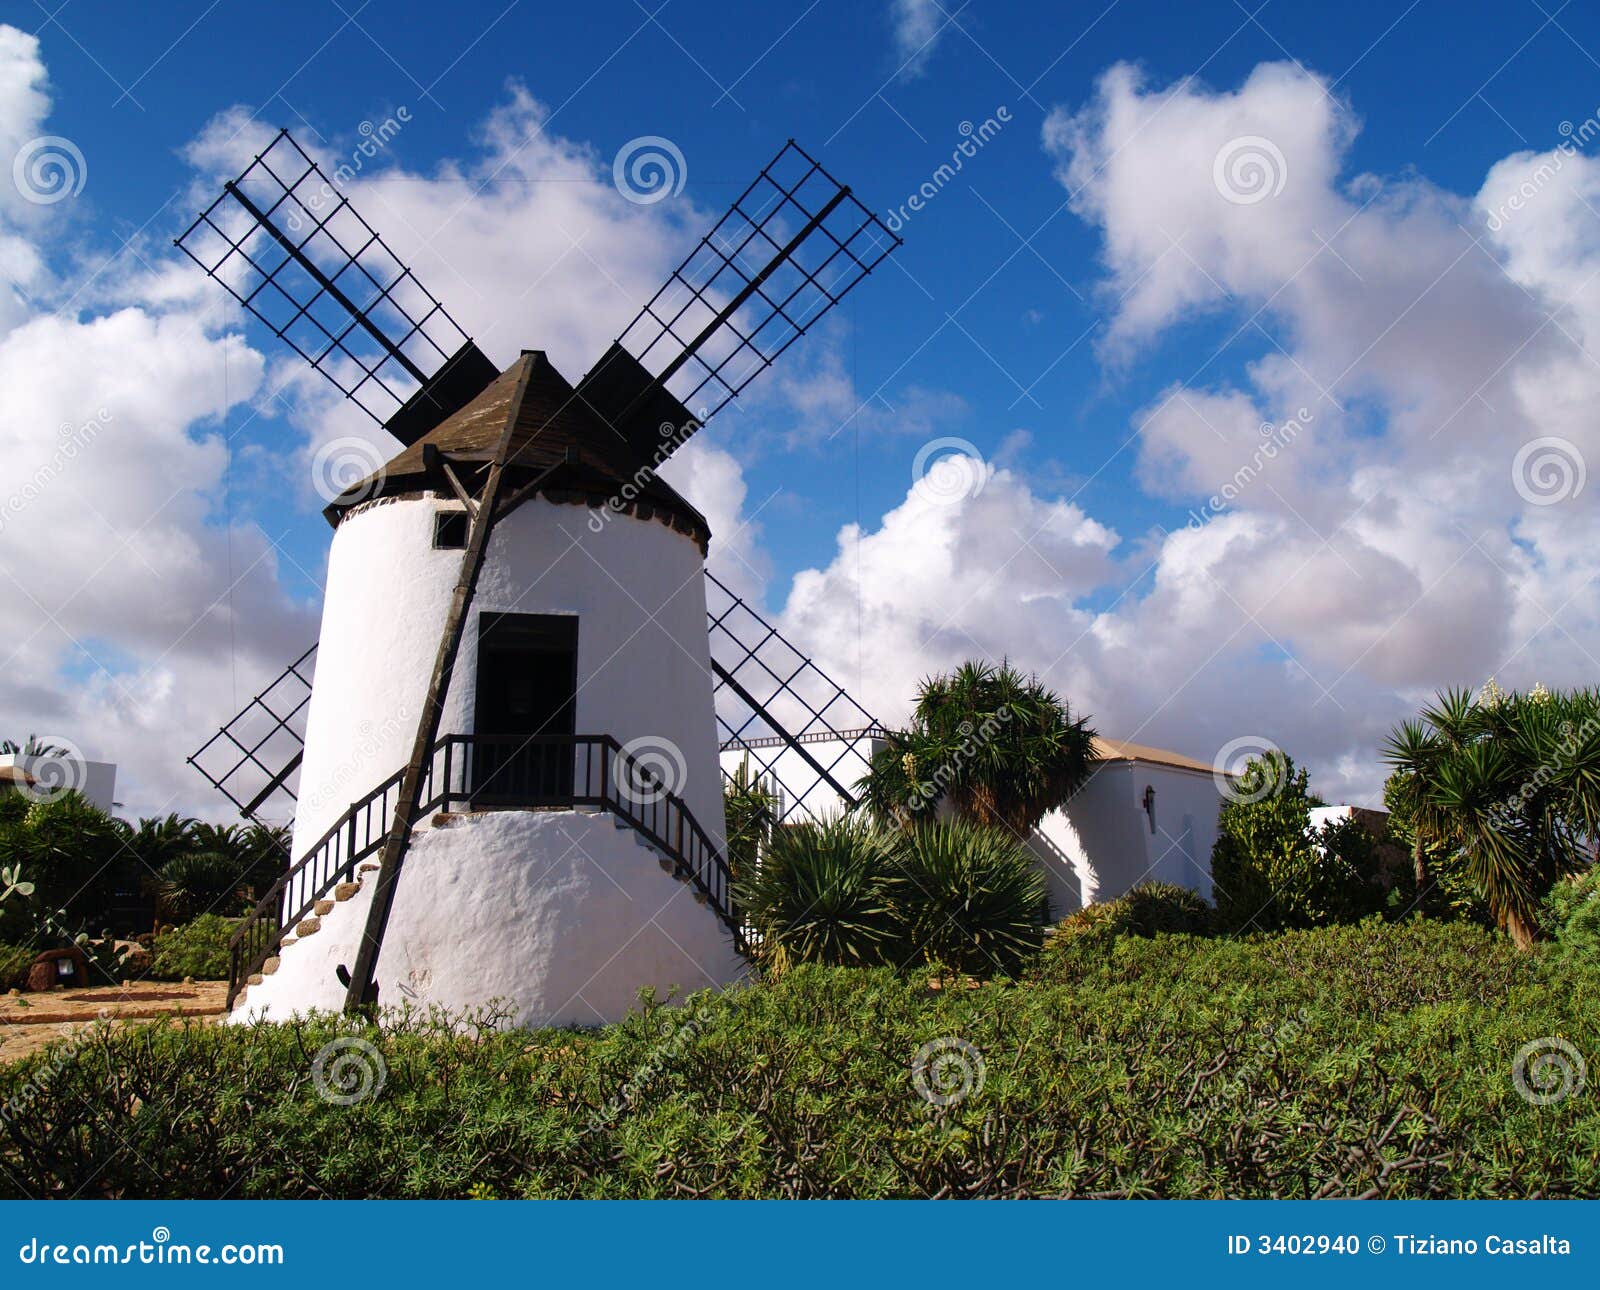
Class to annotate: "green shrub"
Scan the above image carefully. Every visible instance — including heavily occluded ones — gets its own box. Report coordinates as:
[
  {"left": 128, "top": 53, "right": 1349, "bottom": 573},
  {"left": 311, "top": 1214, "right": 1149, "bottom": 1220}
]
[
  {"left": 0, "top": 942, "right": 33, "bottom": 990},
  {"left": 1211, "top": 752, "right": 1386, "bottom": 933},
  {"left": 149, "top": 914, "right": 237, "bottom": 981},
  {"left": 0, "top": 920, "right": 1590, "bottom": 1199},
  {"left": 1542, "top": 867, "right": 1600, "bottom": 966},
  {"left": 736, "top": 815, "right": 902, "bottom": 969},
  {"left": 894, "top": 821, "right": 1047, "bottom": 975},
  {"left": 1040, "top": 881, "right": 1212, "bottom": 970}
]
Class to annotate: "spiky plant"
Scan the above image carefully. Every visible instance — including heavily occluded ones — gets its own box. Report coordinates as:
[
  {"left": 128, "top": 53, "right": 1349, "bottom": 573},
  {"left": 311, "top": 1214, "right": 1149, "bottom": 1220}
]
[
  {"left": 735, "top": 814, "right": 903, "bottom": 971},
  {"left": 1383, "top": 685, "right": 1600, "bottom": 949},
  {"left": 858, "top": 659, "right": 1096, "bottom": 835},
  {"left": 722, "top": 759, "right": 778, "bottom": 882},
  {"left": 893, "top": 819, "right": 1047, "bottom": 976},
  {"left": 154, "top": 851, "right": 250, "bottom": 924}
]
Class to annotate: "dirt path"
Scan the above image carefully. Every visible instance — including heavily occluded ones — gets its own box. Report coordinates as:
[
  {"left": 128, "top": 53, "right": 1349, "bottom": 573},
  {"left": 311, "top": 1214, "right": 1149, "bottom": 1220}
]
[{"left": 0, "top": 982, "right": 229, "bottom": 1064}]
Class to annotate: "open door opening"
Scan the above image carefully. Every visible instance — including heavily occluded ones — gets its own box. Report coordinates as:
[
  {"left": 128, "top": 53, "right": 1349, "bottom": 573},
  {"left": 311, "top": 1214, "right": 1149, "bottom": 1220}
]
[{"left": 471, "top": 612, "right": 578, "bottom": 805}]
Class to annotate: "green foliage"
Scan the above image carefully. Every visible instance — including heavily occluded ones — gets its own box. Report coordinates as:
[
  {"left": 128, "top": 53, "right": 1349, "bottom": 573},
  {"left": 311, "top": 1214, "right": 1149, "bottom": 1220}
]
[
  {"left": 1383, "top": 684, "right": 1600, "bottom": 947},
  {"left": 148, "top": 914, "right": 238, "bottom": 981},
  {"left": 0, "top": 943, "right": 33, "bottom": 989},
  {"left": 858, "top": 660, "right": 1096, "bottom": 834},
  {"left": 893, "top": 821, "right": 1047, "bottom": 975},
  {"left": 1042, "top": 881, "right": 1213, "bottom": 969},
  {"left": 737, "top": 816, "right": 1047, "bottom": 975},
  {"left": 154, "top": 852, "right": 250, "bottom": 923},
  {"left": 721, "top": 759, "right": 777, "bottom": 882},
  {"left": 736, "top": 815, "right": 902, "bottom": 969},
  {"left": 1542, "top": 867, "right": 1600, "bottom": 968},
  {"left": 0, "top": 792, "right": 129, "bottom": 940},
  {"left": 1211, "top": 752, "right": 1386, "bottom": 933},
  {"left": 1, "top": 920, "right": 1592, "bottom": 1199}
]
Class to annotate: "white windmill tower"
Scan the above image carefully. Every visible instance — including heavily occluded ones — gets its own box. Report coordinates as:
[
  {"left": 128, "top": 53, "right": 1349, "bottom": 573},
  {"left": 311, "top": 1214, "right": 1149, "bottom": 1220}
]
[{"left": 177, "top": 133, "right": 899, "bottom": 1025}]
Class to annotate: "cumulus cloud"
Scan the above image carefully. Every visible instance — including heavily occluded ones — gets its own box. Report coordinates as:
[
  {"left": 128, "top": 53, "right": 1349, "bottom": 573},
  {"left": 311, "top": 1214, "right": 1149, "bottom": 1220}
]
[{"left": 757, "top": 60, "right": 1600, "bottom": 805}]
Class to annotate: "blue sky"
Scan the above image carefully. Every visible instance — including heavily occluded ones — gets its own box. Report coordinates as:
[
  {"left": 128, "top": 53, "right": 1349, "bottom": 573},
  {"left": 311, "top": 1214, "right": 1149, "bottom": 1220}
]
[{"left": 7, "top": 0, "right": 1600, "bottom": 815}]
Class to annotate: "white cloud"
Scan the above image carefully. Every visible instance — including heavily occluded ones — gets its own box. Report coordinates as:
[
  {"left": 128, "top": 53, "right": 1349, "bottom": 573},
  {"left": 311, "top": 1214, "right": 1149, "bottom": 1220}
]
[{"left": 890, "top": 0, "right": 948, "bottom": 80}]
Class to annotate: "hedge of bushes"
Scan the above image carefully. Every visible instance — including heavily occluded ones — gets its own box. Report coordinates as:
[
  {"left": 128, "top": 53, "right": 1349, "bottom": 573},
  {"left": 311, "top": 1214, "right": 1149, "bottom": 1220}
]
[{"left": 2, "top": 917, "right": 1593, "bottom": 1199}]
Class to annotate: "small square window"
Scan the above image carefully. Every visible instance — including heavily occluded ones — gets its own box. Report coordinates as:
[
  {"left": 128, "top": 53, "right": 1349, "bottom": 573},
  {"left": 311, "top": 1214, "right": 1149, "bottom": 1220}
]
[{"left": 434, "top": 511, "right": 468, "bottom": 549}]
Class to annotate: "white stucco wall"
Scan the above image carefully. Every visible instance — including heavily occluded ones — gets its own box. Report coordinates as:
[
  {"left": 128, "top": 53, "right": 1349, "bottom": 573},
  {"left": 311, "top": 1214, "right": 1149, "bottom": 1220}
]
[
  {"left": 261, "top": 493, "right": 741, "bottom": 1026},
  {"left": 295, "top": 493, "right": 726, "bottom": 852},
  {"left": 0, "top": 753, "right": 117, "bottom": 813},
  {"left": 1032, "top": 761, "right": 1221, "bottom": 916},
  {"left": 718, "top": 737, "right": 883, "bottom": 824},
  {"left": 237, "top": 808, "right": 747, "bottom": 1026}
]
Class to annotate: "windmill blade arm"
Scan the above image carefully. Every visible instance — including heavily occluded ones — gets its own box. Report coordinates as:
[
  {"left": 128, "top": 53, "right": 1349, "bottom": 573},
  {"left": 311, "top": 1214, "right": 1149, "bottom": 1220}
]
[{"left": 176, "top": 129, "right": 496, "bottom": 445}]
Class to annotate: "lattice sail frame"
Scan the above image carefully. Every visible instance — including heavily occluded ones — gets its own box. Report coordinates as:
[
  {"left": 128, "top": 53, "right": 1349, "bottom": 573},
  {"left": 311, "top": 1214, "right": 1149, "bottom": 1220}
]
[
  {"left": 187, "top": 645, "right": 315, "bottom": 824},
  {"left": 175, "top": 130, "right": 490, "bottom": 437},
  {"left": 610, "top": 140, "right": 901, "bottom": 427},
  {"left": 190, "top": 585, "right": 887, "bottom": 831},
  {"left": 706, "top": 572, "right": 886, "bottom": 824}
]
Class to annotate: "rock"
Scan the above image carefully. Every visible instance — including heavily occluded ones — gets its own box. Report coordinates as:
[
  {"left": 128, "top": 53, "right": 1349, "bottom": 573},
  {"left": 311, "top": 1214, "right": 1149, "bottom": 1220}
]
[
  {"left": 26, "top": 946, "right": 91, "bottom": 992},
  {"left": 333, "top": 882, "right": 360, "bottom": 902}
]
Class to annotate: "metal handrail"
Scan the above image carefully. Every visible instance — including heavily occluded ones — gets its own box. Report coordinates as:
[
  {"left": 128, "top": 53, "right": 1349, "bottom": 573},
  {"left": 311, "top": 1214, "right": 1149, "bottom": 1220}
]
[{"left": 226, "top": 733, "right": 742, "bottom": 1006}]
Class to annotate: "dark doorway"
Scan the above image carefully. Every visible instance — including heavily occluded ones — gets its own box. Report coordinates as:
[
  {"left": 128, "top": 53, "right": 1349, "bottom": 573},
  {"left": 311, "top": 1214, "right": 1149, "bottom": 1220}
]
[{"left": 472, "top": 612, "right": 578, "bottom": 804}]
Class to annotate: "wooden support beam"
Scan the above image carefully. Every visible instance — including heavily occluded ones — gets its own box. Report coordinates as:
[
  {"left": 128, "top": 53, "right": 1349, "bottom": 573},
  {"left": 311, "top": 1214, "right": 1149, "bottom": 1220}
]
[{"left": 341, "top": 355, "right": 538, "bottom": 1014}]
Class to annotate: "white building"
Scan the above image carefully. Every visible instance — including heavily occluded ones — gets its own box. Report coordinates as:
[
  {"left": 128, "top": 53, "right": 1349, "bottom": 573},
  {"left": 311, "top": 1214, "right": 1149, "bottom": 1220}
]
[
  {"left": 235, "top": 352, "right": 747, "bottom": 1027},
  {"left": 720, "top": 731, "right": 1228, "bottom": 917},
  {"left": 0, "top": 751, "right": 117, "bottom": 813}
]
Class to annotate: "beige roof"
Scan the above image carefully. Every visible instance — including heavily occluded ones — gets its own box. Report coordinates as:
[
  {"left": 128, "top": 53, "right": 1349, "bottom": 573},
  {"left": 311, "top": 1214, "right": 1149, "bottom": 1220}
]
[
  {"left": 0, "top": 764, "right": 36, "bottom": 786},
  {"left": 1092, "top": 736, "right": 1221, "bottom": 776}
]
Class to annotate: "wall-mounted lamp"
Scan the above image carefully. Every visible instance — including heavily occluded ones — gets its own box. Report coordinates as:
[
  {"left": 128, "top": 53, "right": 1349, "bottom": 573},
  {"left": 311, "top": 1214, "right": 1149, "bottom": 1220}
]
[{"left": 1142, "top": 784, "right": 1156, "bottom": 835}]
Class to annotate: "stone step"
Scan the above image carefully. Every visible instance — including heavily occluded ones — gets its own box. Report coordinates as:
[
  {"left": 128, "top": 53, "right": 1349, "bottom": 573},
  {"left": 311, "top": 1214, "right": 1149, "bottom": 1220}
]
[
  {"left": 359, "top": 863, "right": 380, "bottom": 874},
  {"left": 247, "top": 973, "right": 264, "bottom": 986},
  {"left": 296, "top": 916, "right": 321, "bottom": 938},
  {"left": 333, "top": 882, "right": 361, "bottom": 902},
  {"left": 313, "top": 898, "right": 335, "bottom": 916},
  {"left": 262, "top": 956, "right": 280, "bottom": 975},
  {"left": 278, "top": 935, "right": 297, "bottom": 949}
]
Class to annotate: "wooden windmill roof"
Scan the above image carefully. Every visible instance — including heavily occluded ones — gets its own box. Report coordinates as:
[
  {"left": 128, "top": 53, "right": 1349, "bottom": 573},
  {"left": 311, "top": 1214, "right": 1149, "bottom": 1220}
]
[{"left": 325, "top": 350, "right": 711, "bottom": 552}]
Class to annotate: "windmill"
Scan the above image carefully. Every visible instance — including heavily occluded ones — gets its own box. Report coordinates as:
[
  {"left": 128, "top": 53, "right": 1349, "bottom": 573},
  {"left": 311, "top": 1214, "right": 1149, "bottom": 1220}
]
[{"left": 178, "top": 130, "right": 899, "bottom": 1023}]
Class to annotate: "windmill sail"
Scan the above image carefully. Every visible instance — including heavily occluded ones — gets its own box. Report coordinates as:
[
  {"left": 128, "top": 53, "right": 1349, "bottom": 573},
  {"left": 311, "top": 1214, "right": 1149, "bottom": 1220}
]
[
  {"left": 175, "top": 130, "right": 497, "bottom": 445},
  {"left": 576, "top": 139, "right": 901, "bottom": 461},
  {"left": 191, "top": 585, "right": 886, "bottom": 830}
]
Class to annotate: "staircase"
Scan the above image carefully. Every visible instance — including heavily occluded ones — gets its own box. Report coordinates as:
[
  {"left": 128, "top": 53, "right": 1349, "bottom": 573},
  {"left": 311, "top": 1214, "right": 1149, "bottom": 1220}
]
[{"left": 227, "top": 733, "right": 743, "bottom": 1008}]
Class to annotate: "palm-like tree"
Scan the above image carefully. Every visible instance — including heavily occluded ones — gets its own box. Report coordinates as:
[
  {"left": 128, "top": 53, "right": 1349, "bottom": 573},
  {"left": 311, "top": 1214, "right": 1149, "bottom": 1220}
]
[
  {"left": 858, "top": 659, "right": 1096, "bottom": 835},
  {"left": 1383, "top": 685, "right": 1600, "bottom": 949}
]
